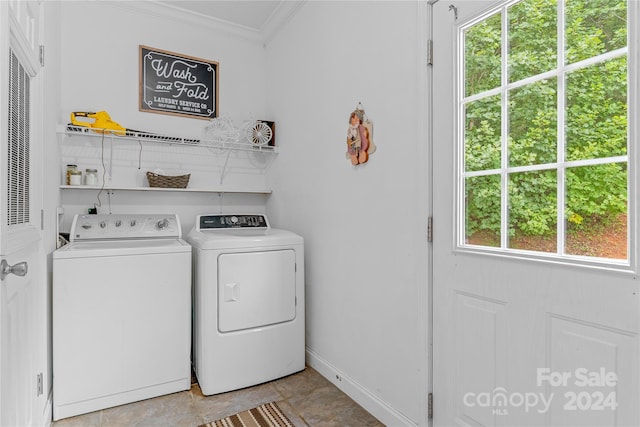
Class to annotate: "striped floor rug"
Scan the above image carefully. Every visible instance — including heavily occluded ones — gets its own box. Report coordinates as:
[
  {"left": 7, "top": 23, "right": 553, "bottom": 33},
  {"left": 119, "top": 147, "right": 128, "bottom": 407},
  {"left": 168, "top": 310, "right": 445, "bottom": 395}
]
[{"left": 200, "top": 402, "right": 295, "bottom": 427}]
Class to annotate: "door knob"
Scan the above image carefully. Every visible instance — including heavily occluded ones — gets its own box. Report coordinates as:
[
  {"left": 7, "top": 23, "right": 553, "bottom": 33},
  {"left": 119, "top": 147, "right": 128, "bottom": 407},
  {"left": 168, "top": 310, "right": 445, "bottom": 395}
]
[{"left": 1, "top": 259, "right": 28, "bottom": 280}]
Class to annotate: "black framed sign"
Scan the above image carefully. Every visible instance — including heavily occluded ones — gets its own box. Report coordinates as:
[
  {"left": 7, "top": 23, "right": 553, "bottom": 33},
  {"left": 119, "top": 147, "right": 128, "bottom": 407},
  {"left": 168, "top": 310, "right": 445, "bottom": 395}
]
[{"left": 139, "top": 45, "right": 218, "bottom": 119}]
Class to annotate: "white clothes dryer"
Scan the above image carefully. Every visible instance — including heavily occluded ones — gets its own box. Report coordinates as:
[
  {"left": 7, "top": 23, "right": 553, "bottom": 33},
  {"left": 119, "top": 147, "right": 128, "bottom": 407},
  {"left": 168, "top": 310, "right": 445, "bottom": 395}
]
[
  {"left": 52, "top": 214, "right": 191, "bottom": 421},
  {"left": 186, "top": 214, "right": 304, "bottom": 395}
]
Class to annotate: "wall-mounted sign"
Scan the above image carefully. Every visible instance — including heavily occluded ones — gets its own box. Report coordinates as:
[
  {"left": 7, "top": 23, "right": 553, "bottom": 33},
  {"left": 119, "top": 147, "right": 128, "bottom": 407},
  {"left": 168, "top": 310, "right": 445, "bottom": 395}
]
[{"left": 139, "top": 45, "right": 219, "bottom": 119}]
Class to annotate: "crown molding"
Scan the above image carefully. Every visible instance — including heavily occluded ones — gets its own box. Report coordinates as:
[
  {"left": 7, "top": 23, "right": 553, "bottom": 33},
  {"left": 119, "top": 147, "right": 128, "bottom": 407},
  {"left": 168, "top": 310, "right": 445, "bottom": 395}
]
[
  {"left": 110, "top": 1, "right": 305, "bottom": 46},
  {"left": 261, "top": 0, "right": 307, "bottom": 47},
  {"left": 115, "top": 1, "right": 263, "bottom": 44}
]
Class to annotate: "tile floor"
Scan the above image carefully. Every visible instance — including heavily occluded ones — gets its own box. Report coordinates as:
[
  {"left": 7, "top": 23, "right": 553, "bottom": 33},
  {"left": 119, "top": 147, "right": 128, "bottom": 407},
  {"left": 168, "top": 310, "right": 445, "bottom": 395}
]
[{"left": 52, "top": 367, "right": 384, "bottom": 427}]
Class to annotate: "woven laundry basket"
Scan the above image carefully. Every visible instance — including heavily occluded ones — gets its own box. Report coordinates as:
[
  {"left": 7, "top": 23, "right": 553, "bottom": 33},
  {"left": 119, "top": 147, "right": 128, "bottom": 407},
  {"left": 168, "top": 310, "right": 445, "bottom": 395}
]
[{"left": 146, "top": 171, "right": 190, "bottom": 189}]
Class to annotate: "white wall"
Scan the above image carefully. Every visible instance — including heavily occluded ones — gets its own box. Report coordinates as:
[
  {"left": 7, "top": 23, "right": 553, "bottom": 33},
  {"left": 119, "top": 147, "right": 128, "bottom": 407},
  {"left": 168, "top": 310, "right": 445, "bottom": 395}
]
[
  {"left": 58, "top": 1, "right": 268, "bottom": 139},
  {"left": 265, "top": 2, "right": 430, "bottom": 425},
  {"left": 43, "top": 0, "right": 273, "bottom": 411},
  {"left": 54, "top": 1, "right": 271, "bottom": 233},
  {"left": 43, "top": 1, "right": 431, "bottom": 425}
]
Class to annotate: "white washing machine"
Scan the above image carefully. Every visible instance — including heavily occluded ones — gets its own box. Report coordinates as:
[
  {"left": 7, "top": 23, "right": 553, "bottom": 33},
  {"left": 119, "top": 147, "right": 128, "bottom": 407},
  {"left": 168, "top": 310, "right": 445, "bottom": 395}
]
[
  {"left": 186, "top": 214, "right": 304, "bottom": 395},
  {"left": 52, "top": 214, "right": 192, "bottom": 421}
]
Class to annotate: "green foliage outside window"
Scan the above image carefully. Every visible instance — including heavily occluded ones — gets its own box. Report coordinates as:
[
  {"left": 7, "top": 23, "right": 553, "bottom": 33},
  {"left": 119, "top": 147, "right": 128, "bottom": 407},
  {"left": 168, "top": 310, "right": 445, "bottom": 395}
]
[{"left": 464, "top": 0, "right": 627, "bottom": 247}]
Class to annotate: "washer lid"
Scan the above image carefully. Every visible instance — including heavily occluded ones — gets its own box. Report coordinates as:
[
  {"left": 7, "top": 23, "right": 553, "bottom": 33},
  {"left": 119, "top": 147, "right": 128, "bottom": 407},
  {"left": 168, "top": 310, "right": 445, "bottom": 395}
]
[
  {"left": 186, "top": 228, "right": 302, "bottom": 250},
  {"left": 53, "top": 238, "right": 191, "bottom": 259}
]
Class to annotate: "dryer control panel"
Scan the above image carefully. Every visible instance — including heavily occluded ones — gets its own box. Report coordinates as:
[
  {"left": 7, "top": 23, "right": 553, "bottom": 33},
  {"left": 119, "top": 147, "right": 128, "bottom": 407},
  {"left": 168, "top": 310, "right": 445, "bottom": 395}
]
[
  {"left": 70, "top": 214, "right": 182, "bottom": 241},
  {"left": 198, "top": 214, "right": 269, "bottom": 230}
]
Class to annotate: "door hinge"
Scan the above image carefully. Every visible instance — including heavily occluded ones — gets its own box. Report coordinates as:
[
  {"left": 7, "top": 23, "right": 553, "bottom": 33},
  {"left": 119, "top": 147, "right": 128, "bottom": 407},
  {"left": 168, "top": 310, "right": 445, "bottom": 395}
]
[
  {"left": 39, "top": 45, "right": 45, "bottom": 67},
  {"left": 428, "top": 392, "right": 433, "bottom": 418},
  {"left": 37, "top": 372, "right": 43, "bottom": 396},
  {"left": 427, "top": 39, "right": 433, "bottom": 66},
  {"left": 427, "top": 216, "right": 433, "bottom": 242}
]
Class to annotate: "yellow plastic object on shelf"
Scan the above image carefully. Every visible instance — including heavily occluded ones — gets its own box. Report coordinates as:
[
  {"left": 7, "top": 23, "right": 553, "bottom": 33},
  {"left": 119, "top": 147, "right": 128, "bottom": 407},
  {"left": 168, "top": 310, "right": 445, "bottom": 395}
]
[{"left": 70, "top": 111, "right": 125, "bottom": 136}]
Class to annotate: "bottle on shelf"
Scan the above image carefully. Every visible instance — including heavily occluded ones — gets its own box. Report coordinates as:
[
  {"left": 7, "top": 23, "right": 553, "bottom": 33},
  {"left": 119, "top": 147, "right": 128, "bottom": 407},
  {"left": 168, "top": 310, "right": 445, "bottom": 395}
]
[
  {"left": 66, "top": 164, "right": 80, "bottom": 185},
  {"left": 84, "top": 169, "right": 98, "bottom": 186}
]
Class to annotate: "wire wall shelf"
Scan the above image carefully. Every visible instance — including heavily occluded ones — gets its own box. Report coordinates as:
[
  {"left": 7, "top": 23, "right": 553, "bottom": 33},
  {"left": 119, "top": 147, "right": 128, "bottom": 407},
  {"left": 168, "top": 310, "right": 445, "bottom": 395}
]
[
  {"left": 57, "top": 123, "right": 276, "bottom": 194},
  {"left": 59, "top": 124, "right": 277, "bottom": 153}
]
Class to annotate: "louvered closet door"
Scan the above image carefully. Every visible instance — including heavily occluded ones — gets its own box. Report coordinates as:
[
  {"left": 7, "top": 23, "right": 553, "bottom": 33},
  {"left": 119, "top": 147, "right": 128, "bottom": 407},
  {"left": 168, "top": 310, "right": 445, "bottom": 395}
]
[{"left": 0, "top": 1, "right": 45, "bottom": 425}]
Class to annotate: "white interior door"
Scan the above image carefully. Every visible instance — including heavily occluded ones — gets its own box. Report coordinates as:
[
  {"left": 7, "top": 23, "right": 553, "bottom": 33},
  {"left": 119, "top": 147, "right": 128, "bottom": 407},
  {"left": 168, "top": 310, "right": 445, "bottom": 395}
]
[
  {"left": 432, "top": 1, "right": 639, "bottom": 426},
  {"left": 0, "top": 1, "right": 46, "bottom": 425}
]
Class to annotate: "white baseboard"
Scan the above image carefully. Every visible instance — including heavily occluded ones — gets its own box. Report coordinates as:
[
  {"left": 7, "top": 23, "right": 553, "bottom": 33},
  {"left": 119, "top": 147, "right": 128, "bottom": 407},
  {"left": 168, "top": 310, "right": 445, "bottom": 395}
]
[{"left": 306, "top": 347, "right": 417, "bottom": 427}]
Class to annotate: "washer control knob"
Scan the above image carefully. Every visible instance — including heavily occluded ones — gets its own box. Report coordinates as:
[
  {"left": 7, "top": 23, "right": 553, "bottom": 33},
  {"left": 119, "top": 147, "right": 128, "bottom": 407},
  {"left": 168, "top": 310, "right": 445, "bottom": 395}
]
[
  {"left": 115, "top": 220, "right": 122, "bottom": 227},
  {"left": 130, "top": 219, "right": 137, "bottom": 227},
  {"left": 99, "top": 221, "right": 107, "bottom": 229},
  {"left": 156, "top": 218, "right": 170, "bottom": 230},
  {"left": 231, "top": 216, "right": 238, "bottom": 224}
]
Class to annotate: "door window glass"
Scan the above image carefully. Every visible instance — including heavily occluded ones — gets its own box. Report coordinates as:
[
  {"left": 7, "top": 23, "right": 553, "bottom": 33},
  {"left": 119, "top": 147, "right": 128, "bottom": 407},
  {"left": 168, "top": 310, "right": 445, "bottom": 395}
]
[{"left": 460, "top": 0, "right": 629, "bottom": 262}]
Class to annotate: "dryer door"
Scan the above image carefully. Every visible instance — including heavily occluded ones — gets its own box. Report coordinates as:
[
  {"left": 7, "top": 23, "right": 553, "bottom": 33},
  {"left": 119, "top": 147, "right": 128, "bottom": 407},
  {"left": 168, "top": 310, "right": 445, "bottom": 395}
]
[{"left": 218, "top": 249, "right": 296, "bottom": 332}]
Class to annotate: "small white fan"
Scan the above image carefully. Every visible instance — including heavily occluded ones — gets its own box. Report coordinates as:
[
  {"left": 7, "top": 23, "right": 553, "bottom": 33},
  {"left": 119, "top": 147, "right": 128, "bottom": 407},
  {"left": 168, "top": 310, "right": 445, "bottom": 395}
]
[{"left": 247, "top": 122, "right": 272, "bottom": 146}]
